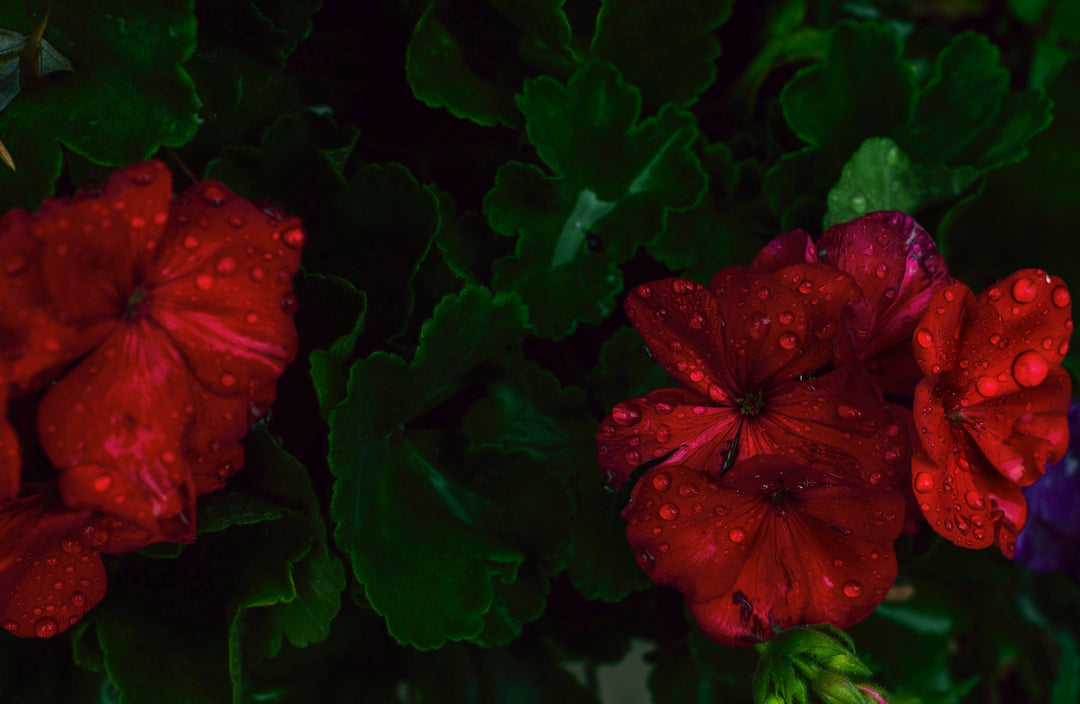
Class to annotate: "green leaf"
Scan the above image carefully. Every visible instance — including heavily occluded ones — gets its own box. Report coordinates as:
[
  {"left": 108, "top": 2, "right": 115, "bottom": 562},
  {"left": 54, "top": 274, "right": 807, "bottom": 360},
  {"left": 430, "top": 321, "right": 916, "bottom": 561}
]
[
  {"left": 899, "top": 32, "right": 1052, "bottom": 171},
  {"left": 328, "top": 285, "right": 531, "bottom": 648},
  {"left": 308, "top": 275, "right": 367, "bottom": 419},
  {"left": 185, "top": 0, "right": 321, "bottom": 118},
  {"left": 0, "top": 0, "right": 200, "bottom": 210},
  {"left": 489, "top": 61, "right": 706, "bottom": 338},
  {"left": 780, "top": 21, "right": 917, "bottom": 160},
  {"left": 406, "top": 0, "right": 575, "bottom": 127},
  {"left": 824, "top": 137, "right": 974, "bottom": 227},
  {"left": 588, "top": 0, "right": 734, "bottom": 111},
  {"left": 432, "top": 187, "right": 511, "bottom": 286},
  {"left": 1051, "top": 627, "right": 1080, "bottom": 704},
  {"left": 587, "top": 326, "right": 673, "bottom": 415},
  {"left": 763, "top": 147, "right": 836, "bottom": 230}
]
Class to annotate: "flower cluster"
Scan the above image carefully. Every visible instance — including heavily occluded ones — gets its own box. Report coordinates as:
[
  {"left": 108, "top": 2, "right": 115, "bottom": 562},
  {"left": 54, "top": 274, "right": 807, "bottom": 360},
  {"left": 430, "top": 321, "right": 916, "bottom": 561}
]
[
  {"left": 0, "top": 162, "right": 303, "bottom": 638},
  {"left": 597, "top": 211, "right": 1072, "bottom": 646}
]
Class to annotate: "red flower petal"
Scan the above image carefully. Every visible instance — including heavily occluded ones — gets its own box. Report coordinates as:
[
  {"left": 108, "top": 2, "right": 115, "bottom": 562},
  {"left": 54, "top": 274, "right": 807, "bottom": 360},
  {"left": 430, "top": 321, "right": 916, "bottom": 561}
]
[
  {"left": 819, "top": 212, "right": 953, "bottom": 394},
  {"left": 0, "top": 495, "right": 104, "bottom": 638},
  {"left": 0, "top": 382, "right": 18, "bottom": 501},
  {"left": 625, "top": 458, "right": 902, "bottom": 646},
  {"left": 147, "top": 182, "right": 301, "bottom": 401},
  {"left": 748, "top": 229, "right": 816, "bottom": 272},
  {"left": 38, "top": 323, "right": 197, "bottom": 541},
  {"left": 37, "top": 161, "right": 173, "bottom": 322},
  {"left": 597, "top": 387, "right": 739, "bottom": 490}
]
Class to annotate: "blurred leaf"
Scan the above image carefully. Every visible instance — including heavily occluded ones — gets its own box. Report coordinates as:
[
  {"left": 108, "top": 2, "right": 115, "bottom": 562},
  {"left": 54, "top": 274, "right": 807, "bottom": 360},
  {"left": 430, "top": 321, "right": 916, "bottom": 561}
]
[
  {"left": 587, "top": 326, "right": 673, "bottom": 416},
  {"left": 780, "top": 21, "right": 916, "bottom": 161},
  {"left": 0, "top": 0, "right": 200, "bottom": 210},
  {"left": 824, "top": 137, "right": 973, "bottom": 227},
  {"left": 305, "top": 274, "right": 367, "bottom": 418},
  {"left": 1051, "top": 627, "right": 1080, "bottom": 704},
  {"left": 489, "top": 60, "right": 706, "bottom": 338},
  {"left": 406, "top": 0, "right": 576, "bottom": 127},
  {"left": 328, "top": 285, "right": 531, "bottom": 648},
  {"left": 186, "top": 0, "right": 321, "bottom": 118},
  {"left": 589, "top": 0, "right": 734, "bottom": 111},
  {"left": 432, "top": 187, "right": 510, "bottom": 286}
]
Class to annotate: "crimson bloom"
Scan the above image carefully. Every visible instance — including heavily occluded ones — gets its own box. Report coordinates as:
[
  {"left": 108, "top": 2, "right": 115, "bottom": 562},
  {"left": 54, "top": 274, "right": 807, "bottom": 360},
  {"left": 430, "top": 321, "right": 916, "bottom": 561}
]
[
  {"left": 625, "top": 456, "right": 903, "bottom": 646},
  {"left": 597, "top": 254, "right": 909, "bottom": 643},
  {"left": 750, "top": 211, "right": 953, "bottom": 396},
  {"left": 0, "top": 161, "right": 303, "bottom": 637},
  {"left": 911, "top": 270, "right": 1072, "bottom": 556}
]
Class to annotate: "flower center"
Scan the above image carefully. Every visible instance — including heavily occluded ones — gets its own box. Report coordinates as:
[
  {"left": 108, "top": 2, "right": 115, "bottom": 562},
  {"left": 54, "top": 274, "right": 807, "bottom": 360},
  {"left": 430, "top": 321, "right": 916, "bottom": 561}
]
[
  {"left": 124, "top": 288, "right": 149, "bottom": 319},
  {"left": 739, "top": 391, "right": 765, "bottom": 416}
]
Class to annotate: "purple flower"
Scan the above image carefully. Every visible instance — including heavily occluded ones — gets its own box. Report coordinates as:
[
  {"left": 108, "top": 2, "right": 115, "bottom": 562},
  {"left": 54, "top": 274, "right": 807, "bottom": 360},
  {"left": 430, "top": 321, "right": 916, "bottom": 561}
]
[{"left": 1015, "top": 401, "right": 1080, "bottom": 580}]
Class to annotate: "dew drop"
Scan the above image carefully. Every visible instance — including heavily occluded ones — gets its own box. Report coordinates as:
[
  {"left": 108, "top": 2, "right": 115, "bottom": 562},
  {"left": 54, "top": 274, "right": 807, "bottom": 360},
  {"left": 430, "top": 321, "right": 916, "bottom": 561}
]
[
  {"left": 215, "top": 256, "right": 237, "bottom": 275},
  {"left": 201, "top": 185, "right": 228, "bottom": 206},
  {"left": 637, "top": 285, "right": 652, "bottom": 299},
  {"left": 245, "top": 312, "right": 259, "bottom": 324},
  {"left": 914, "top": 472, "right": 934, "bottom": 493},
  {"left": 779, "top": 311, "right": 795, "bottom": 325},
  {"left": 34, "top": 617, "right": 58, "bottom": 638},
  {"left": 1052, "top": 286, "right": 1070, "bottom": 308},
  {"left": 678, "top": 483, "right": 699, "bottom": 498},
  {"left": 624, "top": 450, "right": 641, "bottom": 464},
  {"left": 1011, "top": 277, "right": 1038, "bottom": 303},
  {"left": 655, "top": 425, "right": 671, "bottom": 443},
  {"left": 250, "top": 266, "right": 266, "bottom": 282},
  {"left": 916, "top": 329, "right": 933, "bottom": 349},
  {"left": 3, "top": 621, "right": 17, "bottom": 632},
  {"left": 220, "top": 372, "right": 237, "bottom": 387},
  {"left": 92, "top": 475, "right": 112, "bottom": 492},
  {"left": 689, "top": 369, "right": 705, "bottom": 383},
  {"left": 975, "top": 375, "right": 999, "bottom": 397},
  {"left": 965, "top": 490, "right": 986, "bottom": 510},
  {"left": 227, "top": 215, "right": 245, "bottom": 228},
  {"left": 688, "top": 313, "right": 705, "bottom": 330},
  {"left": 1012, "top": 349, "right": 1049, "bottom": 388},
  {"left": 659, "top": 503, "right": 680, "bottom": 520},
  {"left": 282, "top": 227, "right": 305, "bottom": 249},
  {"left": 194, "top": 273, "right": 215, "bottom": 291},
  {"left": 651, "top": 473, "right": 671, "bottom": 491},
  {"left": 183, "top": 235, "right": 200, "bottom": 250},
  {"left": 53, "top": 580, "right": 64, "bottom": 591},
  {"left": 779, "top": 332, "right": 799, "bottom": 350},
  {"left": 728, "top": 528, "right": 746, "bottom": 543},
  {"left": 842, "top": 581, "right": 863, "bottom": 598},
  {"left": 60, "top": 539, "right": 82, "bottom": 554},
  {"left": 836, "top": 404, "right": 863, "bottom": 420},
  {"left": 71, "top": 592, "right": 85, "bottom": 608},
  {"left": 798, "top": 280, "right": 814, "bottom": 294},
  {"left": 611, "top": 405, "right": 641, "bottom": 427}
]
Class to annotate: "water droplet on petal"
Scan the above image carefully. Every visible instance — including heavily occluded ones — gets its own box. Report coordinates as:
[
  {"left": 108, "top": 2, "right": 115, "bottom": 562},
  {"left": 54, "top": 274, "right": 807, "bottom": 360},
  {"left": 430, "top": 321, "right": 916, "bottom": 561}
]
[
  {"left": 611, "top": 405, "right": 641, "bottom": 427},
  {"left": 282, "top": 227, "right": 305, "bottom": 249},
  {"left": 215, "top": 256, "right": 237, "bottom": 275},
  {"left": 93, "top": 475, "right": 112, "bottom": 492},
  {"left": 1052, "top": 286, "right": 1070, "bottom": 308},
  {"left": 689, "top": 369, "right": 705, "bottom": 383},
  {"left": 34, "top": 617, "right": 58, "bottom": 638},
  {"left": 183, "top": 236, "right": 200, "bottom": 250},
  {"left": 71, "top": 592, "right": 85, "bottom": 608},
  {"left": 916, "top": 329, "right": 933, "bottom": 349},
  {"left": 728, "top": 528, "right": 746, "bottom": 543},
  {"left": 3, "top": 621, "right": 17, "bottom": 632},
  {"left": 659, "top": 503, "right": 680, "bottom": 520},
  {"left": 842, "top": 581, "right": 863, "bottom": 597},
  {"left": 688, "top": 313, "right": 705, "bottom": 330},
  {"left": 779, "top": 311, "right": 795, "bottom": 325},
  {"left": 836, "top": 404, "right": 863, "bottom": 420},
  {"left": 779, "top": 332, "right": 799, "bottom": 350},
  {"left": 195, "top": 273, "right": 215, "bottom": 291},
  {"left": 201, "top": 185, "right": 228, "bottom": 206},
  {"left": 1012, "top": 350, "right": 1049, "bottom": 388},
  {"left": 245, "top": 312, "right": 259, "bottom": 324},
  {"left": 965, "top": 490, "right": 986, "bottom": 510},
  {"left": 914, "top": 472, "right": 934, "bottom": 493},
  {"left": 1011, "top": 277, "right": 1038, "bottom": 303},
  {"left": 220, "top": 372, "right": 237, "bottom": 387},
  {"left": 976, "top": 375, "right": 999, "bottom": 397},
  {"left": 250, "top": 266, "right": 266, "bottom": 282},
  {"left": 651, "top": 473, "right": 671, "bottom": 491},
  {"left": 678, "top": 483, "right": 699, "bottom": 498},
  {"left": 61, "top": 539, "right": 82, "bottom": 554}
]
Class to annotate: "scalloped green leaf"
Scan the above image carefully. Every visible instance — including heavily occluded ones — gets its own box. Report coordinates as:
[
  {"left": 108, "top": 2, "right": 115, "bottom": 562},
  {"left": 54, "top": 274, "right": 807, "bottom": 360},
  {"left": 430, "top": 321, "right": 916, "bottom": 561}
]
[
  {"left": 589, "top": 0, "right": 734, "bottom": 111},
  {"left": 780, "top": 21, "right": 917, "bottom": 161},
  {"left": 899, "top": 32, "right": 1052, "bottom": 170},
  {"left": 406, "top": 0, "right": 576, "bottom": 127},
  {"left": 186, "top": 0, "right": 321, "bottom": 118},
  {"left": 328, "top": 285, "right": 532, "bottom": 649},
  {"left": 489, "top": 61, "right": 705, "bottom": 339},
  {"left": 307, "top": 275, "right": 367, "bottom": 419},
  {"left": 0, "top": 0, "right": 199, "bottom": 210},
  {"left": 824, "top": 137, "right": 974, "bottom": 228}
]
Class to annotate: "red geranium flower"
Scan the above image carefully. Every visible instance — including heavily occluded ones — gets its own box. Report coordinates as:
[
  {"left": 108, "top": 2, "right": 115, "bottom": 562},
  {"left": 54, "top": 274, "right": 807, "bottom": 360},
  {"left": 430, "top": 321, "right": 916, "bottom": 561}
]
[
  {"left": 0, "top": 161, "right": 302, "bottom": 541},
  {"left": 911, "top": 270, "right": 1072, "bottom": 555},
  {"left": 750, "top": 211, "right": 953, "bottom": 396},
  {"left": 624, "top": 456, "right": 903, "bottom": 646},
  {"left": 597, "top": 264, "right": 909, "bottom": 494}
]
